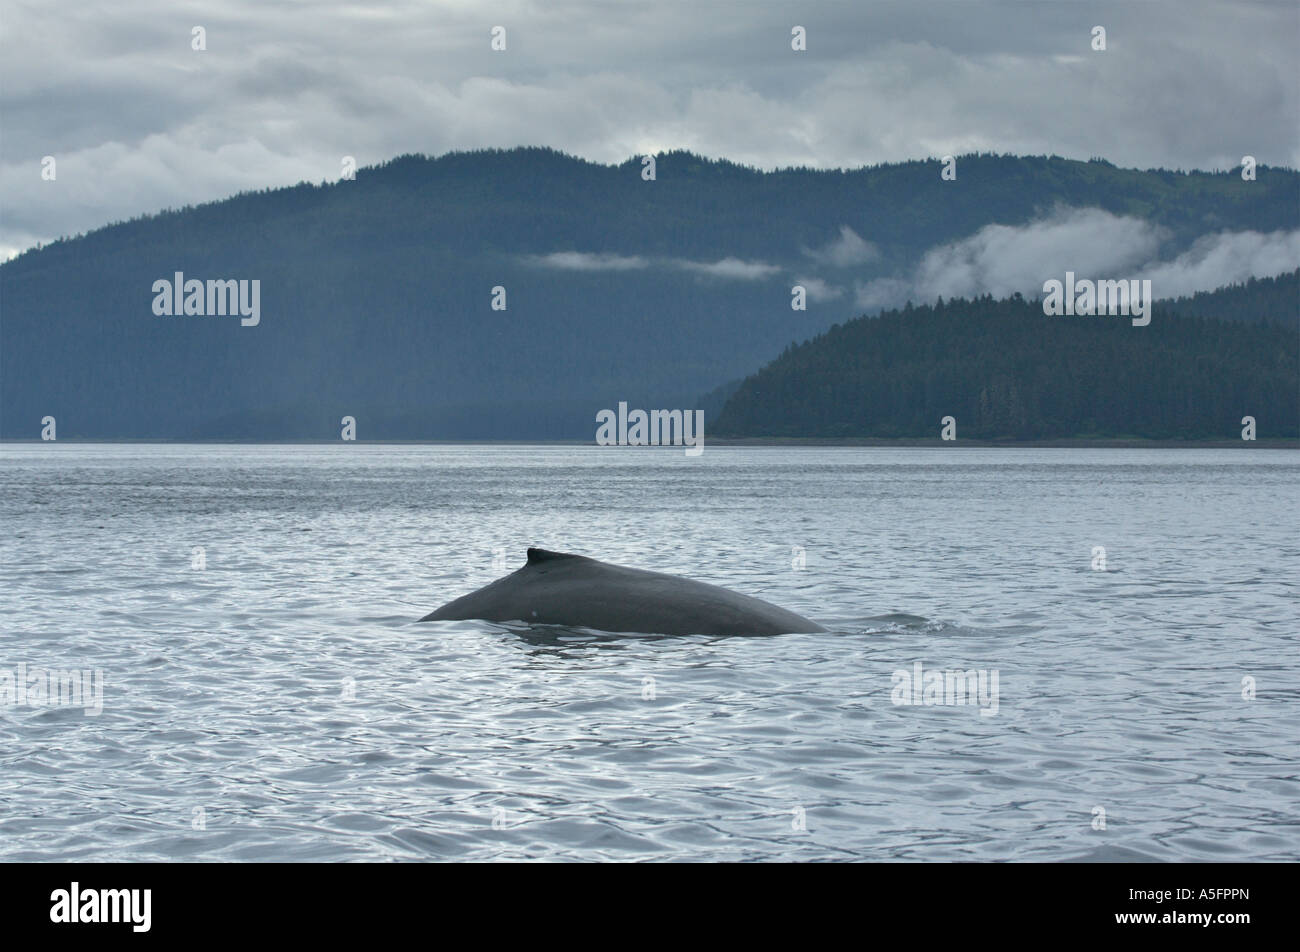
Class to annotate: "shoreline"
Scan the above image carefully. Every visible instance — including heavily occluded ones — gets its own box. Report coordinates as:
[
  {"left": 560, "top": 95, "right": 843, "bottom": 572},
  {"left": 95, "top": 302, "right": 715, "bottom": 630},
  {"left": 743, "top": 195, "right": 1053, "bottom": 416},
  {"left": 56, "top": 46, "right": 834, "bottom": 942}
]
[{"left": 2, "top": 438, "right": 1296, "bottom": 449}]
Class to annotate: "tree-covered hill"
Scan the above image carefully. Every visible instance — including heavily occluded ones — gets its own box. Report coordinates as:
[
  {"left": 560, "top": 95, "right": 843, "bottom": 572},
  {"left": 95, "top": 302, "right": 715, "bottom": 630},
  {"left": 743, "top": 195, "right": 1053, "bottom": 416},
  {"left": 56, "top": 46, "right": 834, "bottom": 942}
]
[
  {"left": 2, "top": 148, "right": 1295, "bottom": 439},
  {"left": 1157, "top": 269, "right": 1299, "bottom": 324},
  {"left": 710, "top": 285, "right": 1299, "bottom": 440}
]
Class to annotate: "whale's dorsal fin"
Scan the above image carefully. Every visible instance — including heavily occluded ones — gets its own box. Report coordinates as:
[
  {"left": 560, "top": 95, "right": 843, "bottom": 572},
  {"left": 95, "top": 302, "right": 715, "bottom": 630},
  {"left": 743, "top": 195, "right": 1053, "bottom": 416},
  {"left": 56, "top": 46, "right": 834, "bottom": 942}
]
[{"left": 527, "top": 548, "right": 586, "bottom": 564}]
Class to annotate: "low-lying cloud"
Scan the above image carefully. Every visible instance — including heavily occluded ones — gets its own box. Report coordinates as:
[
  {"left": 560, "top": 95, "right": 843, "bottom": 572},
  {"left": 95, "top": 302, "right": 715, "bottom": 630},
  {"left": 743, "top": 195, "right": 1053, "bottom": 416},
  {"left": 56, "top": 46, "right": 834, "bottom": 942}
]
[
  {"left": 804, "top": 226, "right": 879, "bottom": 268},
  {"left": 527, "top": 251, "right": 780, "bottom": 280},
  {"left": 793, "top": 276, "right": 845, "bottom": 302},
  {"left": 1145, "top": 229, "right": 1300, "bottom": 299},
  {"left": 855, "top": 207, "right": 1300, "bottom": 311},
  {"left": 525, "top": 251, "right": 648, "bottom": 271},
  {"left": 676, "top": 257, "right": 781, "bottom": 280}
]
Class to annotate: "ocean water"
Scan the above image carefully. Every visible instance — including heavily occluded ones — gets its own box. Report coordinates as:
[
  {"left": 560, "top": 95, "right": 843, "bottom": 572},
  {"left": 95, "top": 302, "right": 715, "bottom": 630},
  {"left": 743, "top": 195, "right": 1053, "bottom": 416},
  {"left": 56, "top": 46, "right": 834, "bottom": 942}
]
[{"left": 1, "top": 443, "right": 1297, "bottom": 862}]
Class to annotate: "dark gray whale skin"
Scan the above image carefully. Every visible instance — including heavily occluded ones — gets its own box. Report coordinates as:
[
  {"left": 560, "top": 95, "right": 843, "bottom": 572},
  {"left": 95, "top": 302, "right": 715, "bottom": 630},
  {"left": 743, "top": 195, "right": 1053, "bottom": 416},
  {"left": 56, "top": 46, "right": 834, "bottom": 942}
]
[{"left": 419, "top": 548, "right": 826, "bottom": 636}]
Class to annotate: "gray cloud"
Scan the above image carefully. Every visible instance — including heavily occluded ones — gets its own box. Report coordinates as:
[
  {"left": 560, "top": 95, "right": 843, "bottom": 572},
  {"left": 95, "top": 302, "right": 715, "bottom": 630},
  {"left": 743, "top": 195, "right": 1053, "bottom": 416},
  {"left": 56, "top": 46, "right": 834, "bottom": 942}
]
[
  {"left": 2, "top": 1, "right": 1297, "bottom": 258},
  {"left": 1144, "top": 229, "right": 1300, "bottom": 300},
  {"left": 525, "top": 251, "right": 648, "bottom": 271},
  {"left": 676, "top": 257, "right": 782, "bottom": 280},
  {"left": 913, "top": 207, "right": 1168, "bottom": 300},
  {"left": 804, "top": 226, "right": 879, "bottom": 268},
  {"left": 793, "top": 276, "right": 845, "bottom": 302},
  {"left": 525, "top": 251, "right": 780, "bottom": 279},
  {"left": 854, "top": 207, "right": 1300, "bottom": 310}
]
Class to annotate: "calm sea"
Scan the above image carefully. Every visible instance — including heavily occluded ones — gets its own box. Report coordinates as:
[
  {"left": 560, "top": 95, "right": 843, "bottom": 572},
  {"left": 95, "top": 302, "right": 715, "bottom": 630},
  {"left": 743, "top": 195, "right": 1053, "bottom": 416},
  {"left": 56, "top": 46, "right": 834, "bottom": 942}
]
[{"left": 1, "top": 444, "right": 1296, "bottom": 861}]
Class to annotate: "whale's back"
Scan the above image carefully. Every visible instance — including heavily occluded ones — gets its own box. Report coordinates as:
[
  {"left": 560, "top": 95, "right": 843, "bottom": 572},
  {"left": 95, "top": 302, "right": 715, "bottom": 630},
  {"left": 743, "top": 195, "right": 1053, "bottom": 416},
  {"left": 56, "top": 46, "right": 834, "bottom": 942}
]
[{"left": 420, "top": 548, "right": 824, "bottom": 636}]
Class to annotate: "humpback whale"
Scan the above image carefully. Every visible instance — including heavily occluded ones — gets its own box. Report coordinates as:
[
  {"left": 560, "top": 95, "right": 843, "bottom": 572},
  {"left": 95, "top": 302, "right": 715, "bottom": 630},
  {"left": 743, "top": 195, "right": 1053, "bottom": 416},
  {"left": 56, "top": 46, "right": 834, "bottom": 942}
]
[{"left": 419, "top": 548, "right": 825, "bottom": 636}]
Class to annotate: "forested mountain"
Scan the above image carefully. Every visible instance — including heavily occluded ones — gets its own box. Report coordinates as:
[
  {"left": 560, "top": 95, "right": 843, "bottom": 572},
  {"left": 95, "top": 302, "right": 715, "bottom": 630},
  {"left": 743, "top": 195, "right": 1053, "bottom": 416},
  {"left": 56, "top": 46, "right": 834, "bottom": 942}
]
[
  {"left": 710, "top": 287, "right": 1299, "bottom": 440},
  {"left": 2, "top": 148, "right": 1296, "bottom": 439},
  {"left": 1157, "top": 269, "right": 1298, "bottom": 324}
]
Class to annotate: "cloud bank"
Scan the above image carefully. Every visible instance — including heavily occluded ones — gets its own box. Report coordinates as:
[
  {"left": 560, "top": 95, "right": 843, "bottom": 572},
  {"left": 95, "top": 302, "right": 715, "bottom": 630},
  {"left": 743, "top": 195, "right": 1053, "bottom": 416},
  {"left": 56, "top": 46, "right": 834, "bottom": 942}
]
[{"left": 854, "top": 208, "right": 1300, "bottom": 311}]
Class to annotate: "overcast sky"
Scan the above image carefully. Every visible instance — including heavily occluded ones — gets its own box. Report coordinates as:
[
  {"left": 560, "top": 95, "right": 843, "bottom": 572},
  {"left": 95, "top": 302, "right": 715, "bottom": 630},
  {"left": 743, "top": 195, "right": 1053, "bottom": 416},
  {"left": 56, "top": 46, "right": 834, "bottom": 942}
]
[{"left": 2, "top": 0, "right": 1297, "bottom": 260}]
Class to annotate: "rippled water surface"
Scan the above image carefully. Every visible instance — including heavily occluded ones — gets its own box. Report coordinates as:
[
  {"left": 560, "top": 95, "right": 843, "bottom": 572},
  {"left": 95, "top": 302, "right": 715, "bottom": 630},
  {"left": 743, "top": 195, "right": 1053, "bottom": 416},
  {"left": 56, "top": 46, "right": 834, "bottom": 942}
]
[{"left": 1, "top": 444, "right": 1297, "bottom": 861}]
